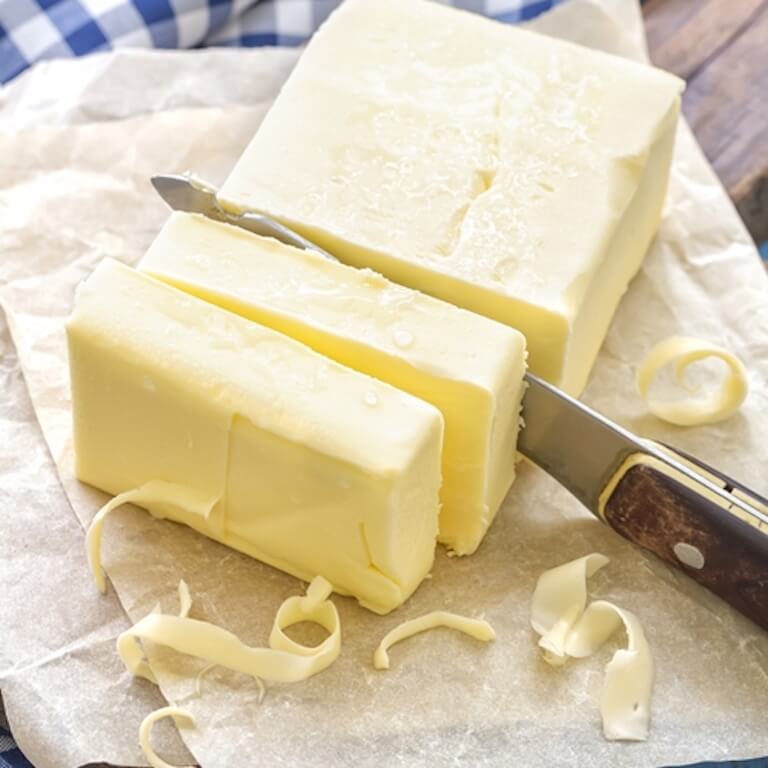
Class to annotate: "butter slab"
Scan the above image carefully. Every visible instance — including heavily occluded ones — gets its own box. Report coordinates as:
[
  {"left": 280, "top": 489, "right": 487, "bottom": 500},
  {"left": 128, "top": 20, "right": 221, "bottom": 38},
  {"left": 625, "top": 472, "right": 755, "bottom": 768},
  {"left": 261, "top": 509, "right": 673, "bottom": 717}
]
[
  {"left": 67, "top": 259, "right": 444, "bottom": 613},
  {"left": 218, "top": 0, "right": 684, "bottom": 394},
  {"left": 139, "top": 212, "right": 527, "bottom": 554}
]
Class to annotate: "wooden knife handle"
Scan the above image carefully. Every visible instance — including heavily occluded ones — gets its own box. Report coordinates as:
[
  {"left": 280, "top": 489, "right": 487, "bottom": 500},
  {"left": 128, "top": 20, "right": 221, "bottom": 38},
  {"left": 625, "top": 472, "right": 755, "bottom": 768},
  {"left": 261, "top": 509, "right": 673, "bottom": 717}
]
[{"left": 601, "top": 449, "right": 768, "bottom": 630}]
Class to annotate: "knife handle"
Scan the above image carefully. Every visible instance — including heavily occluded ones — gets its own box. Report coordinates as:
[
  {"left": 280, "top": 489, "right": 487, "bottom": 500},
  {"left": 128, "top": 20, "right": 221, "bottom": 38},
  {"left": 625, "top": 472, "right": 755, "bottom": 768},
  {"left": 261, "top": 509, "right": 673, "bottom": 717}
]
[{"left": 600, "top": 447, "right": 768, "bottom": 630}]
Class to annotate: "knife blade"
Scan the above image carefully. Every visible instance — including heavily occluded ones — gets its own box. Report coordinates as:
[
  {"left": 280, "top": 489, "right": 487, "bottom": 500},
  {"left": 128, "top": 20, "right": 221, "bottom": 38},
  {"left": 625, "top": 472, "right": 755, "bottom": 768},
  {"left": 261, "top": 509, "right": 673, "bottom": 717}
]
[
  {"left": 519, "top": 373, "right": 766, "bottom": 523},
  {"left": 151, "top": 174, "right": 338, "bottom": 261},
  {"left": 152, "top": 173, "right": 768, "bottom": 630}
]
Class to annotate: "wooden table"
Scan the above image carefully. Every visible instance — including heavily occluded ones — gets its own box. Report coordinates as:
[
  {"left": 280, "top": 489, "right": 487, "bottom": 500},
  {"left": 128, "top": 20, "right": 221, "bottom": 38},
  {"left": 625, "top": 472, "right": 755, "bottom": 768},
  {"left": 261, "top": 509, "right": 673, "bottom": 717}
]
[{"left": 643, "top": 0, "right": 767, "bottom": 246}]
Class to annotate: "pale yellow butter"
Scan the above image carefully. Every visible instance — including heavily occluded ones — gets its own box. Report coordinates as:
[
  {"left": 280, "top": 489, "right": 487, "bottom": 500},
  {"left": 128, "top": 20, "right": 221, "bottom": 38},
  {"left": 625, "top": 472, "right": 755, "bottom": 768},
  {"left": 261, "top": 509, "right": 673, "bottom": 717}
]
[
  {"left": 139, "top": 212, "right": 526, "bottom": 554},
  {"left": 139, "top": 707, "right": 195, "bottom": 768},
  {"left": 219, "top": 0, "right": 684, "bottom": 394},
  {"left": 67, "top": 259, "right": 444, "bottom": 614},
  {"left": 636, "top": 335, "right": 748, "bottom": 426},
  {"left": 373, "top": 611, "right": 495, "bottom": 670},
  {"left": 530, "top": 554, "right": 654, "bottom": 741}
]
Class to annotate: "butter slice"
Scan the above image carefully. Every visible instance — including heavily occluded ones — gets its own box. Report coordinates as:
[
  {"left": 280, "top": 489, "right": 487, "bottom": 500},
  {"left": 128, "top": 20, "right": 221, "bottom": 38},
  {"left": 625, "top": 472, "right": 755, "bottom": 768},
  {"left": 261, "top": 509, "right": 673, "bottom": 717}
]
[
  {"left": 139, "top": 212, "right": 526, "bottom": 554},
  {"left": 67, "top": 259, "right": 444, "bottom": 614},
  {"left": 218, "top": 0, "right": 684, "bottom": 394}
]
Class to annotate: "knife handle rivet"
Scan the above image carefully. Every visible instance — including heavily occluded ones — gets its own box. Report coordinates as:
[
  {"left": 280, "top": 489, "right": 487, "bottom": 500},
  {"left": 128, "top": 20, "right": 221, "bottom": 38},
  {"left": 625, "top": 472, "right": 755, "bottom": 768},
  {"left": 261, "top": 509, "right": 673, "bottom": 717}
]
[{"left": 673, "top": 542, "right": 705, "bottom": 570}]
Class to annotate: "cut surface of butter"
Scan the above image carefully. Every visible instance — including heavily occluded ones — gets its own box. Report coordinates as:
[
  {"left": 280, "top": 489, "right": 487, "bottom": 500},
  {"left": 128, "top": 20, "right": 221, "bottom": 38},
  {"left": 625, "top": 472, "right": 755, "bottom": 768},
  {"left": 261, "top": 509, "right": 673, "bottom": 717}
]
[
  {"left": 139, "top": 212, "right": 527, "bottom": 555},
  {"left": 67, "top": 259, "right": 443, "bottom": 614},
  {"left": 218, "top": 0, "right": 684, "bottom": 394}
]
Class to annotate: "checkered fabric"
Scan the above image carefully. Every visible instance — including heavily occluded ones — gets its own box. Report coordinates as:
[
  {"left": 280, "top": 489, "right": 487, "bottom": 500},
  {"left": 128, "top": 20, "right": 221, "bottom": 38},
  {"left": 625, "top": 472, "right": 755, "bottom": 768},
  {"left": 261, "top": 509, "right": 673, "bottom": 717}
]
[
  {"left": 0, "top": 732, "right": 33, "bottom": 768},
  {"left": 0, "top": 0, "right": 563, "bottom": 84}
]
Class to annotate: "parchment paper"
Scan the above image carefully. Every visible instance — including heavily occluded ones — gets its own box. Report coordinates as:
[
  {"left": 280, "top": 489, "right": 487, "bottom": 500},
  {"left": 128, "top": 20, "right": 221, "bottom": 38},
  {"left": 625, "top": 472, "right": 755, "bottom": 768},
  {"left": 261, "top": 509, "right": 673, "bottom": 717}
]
[
  {"left": 0, "top": 301, "right": 194, "bottom": 768},
  {"left": 0, "top": 47, "right": 299, "bottom": 768},
  {"left": 2, "top": 2, "right": 768, "bottom": 767}
]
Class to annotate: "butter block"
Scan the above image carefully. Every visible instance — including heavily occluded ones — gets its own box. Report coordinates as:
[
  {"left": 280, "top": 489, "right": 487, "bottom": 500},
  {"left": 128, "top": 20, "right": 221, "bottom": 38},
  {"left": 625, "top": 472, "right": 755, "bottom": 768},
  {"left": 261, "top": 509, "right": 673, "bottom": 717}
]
[
  {"left": 139, "top": 212, "right": 527, "bottom": 554},
  {"left": 218, "top": 0, "right": 684, "bottom": 394},
  {"left": 67, "top": 258, "right": 444, "bottom": 614}
]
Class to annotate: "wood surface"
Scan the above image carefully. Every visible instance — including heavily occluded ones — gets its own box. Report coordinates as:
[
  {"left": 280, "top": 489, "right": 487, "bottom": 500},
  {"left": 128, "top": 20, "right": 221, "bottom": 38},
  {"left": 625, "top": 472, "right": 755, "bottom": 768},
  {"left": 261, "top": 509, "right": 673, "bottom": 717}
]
[
  {"left": 603, "top": 461, "right": 768, "bottom": 630},
  {"left": 643, "top": 0, "right": 768, "bottom": 245}
]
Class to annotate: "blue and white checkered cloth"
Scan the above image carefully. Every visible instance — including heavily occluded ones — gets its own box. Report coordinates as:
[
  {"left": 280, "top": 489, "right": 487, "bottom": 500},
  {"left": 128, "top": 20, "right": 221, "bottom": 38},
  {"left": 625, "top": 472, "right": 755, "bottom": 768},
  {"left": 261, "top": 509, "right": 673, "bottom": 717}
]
[
  {"left": 0, "top": 0, "right": 561, "bottom": 84},
  {"left": 0, "top": 733, "right": 32, "bottom": 768}
]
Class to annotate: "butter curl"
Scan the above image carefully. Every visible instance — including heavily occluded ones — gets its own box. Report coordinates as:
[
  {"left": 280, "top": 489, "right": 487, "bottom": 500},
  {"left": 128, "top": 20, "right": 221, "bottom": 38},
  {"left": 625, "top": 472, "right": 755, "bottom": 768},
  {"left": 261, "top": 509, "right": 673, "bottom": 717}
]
[
  {"left": 118, "top": 576, "right": 340, "bottom": 685},
  {"left": 636, "top": 335, "right": 747, "bottom": 426},
  {"left": 374, "top": 610, "right": 495, "bottom": 670},
  {"left": 138, "top": 706, "right": 196, "bottom": 768}
]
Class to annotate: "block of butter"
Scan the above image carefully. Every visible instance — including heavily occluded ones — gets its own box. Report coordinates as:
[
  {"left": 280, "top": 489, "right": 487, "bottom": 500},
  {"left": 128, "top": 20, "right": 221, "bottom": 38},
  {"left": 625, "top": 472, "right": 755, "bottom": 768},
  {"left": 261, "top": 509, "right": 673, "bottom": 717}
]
[
  {"left": 139, "top": 212, "right": 527, "bottom": 555},
  {"left": 218, "top": 0, "right": 684, "bottom": 395},
  {"left": 67, "top": 259, "right": 444, "bottom": 614}
]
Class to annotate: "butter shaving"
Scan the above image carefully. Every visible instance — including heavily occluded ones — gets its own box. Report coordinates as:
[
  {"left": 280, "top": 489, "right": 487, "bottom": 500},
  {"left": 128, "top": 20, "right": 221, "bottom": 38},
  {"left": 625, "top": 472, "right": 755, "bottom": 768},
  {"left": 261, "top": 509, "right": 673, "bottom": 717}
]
[
  {"left": 138, "top": 706, "right": 196, "bottom": 768},
  {"left": 530, "top": 553, "right": 609, "bottom": 665},
  {"left": 86, "top": 481, "right": 216, "bottom": 593},
  {"left": 564, "top": 601, "right": 654, "bottom": 741},
  {"left": 177, "top": 580, "right": 192, "bottom": 618},
  {"left": 123, "top": 581, "right": 193, "bottom": 684},
  {"left": 636, "top": 335, "right": 748, "bottom": 426},
  {"left": 118, "top": 576, "right": 340, "bottom": 685},
  {"left": 194, "top": 662, "right": 217, "bottom": 696},
  {"left": 530, "top": 554, "right": 654, "bottom": 741},
  {"left": 373, "top": 611, "right": 495, "bottom": 670}
]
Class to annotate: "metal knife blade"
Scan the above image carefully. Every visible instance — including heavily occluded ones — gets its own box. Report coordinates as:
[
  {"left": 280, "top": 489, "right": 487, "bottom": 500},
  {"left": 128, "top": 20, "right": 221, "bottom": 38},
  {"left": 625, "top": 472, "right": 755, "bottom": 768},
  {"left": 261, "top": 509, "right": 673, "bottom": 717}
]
[
  {"left": 517, "top": 373, "right": 644, "bottom": 514},
  {"left": 151, "top": 174, "right": 337, "bottom": 261},
  {"left": 151, "top": 174, "right": 226, "bottom": 219},
  {"left": 519, "top": 374, "right": 767, "bottom": 527}
]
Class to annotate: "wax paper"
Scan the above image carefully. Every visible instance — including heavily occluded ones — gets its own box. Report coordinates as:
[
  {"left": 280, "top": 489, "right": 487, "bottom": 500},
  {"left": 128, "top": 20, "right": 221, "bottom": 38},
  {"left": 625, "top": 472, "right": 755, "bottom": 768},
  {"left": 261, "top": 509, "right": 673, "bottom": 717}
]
[{"left": 1, "top": 2, "right": 767, "bottom": 767}]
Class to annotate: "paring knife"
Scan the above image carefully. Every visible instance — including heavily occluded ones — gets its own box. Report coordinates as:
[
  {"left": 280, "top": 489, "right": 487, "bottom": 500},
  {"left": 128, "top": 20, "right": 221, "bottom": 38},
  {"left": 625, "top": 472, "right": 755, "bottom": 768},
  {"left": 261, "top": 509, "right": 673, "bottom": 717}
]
[{"left": 152, "top": 173, "right": 768, "bottom": 631}]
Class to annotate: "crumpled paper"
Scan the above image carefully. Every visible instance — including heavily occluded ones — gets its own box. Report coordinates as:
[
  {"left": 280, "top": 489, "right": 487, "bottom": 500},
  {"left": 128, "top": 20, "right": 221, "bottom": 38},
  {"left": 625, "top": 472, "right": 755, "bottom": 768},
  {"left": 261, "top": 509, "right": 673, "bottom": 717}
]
[
  {"left": 1, "top": 2, "right": 767, "bottom": 767},
  {"left": 0, "top": 307, "right": 193, "bottom": 768},
  {"left": 0, "top": 47, "right": 299, "bottom": 768}
]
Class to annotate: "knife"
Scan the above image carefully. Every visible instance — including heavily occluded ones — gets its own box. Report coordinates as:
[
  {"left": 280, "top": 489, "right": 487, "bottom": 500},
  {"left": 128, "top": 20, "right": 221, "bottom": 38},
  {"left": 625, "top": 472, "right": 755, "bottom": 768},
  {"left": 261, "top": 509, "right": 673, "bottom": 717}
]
[{"left": 152, "top": 173, "right": 768, "bottom": 630}]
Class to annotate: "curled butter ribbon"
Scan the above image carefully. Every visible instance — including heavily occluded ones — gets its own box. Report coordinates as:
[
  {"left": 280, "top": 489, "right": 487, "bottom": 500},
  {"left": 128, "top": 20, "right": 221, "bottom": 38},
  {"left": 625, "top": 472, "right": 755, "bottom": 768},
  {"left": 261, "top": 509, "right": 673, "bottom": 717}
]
[
  {"left": 530, "top": 554, "right": 653, "bottom": 742},
  {"left": 636, "top": 335, "right": 748, "bottom": 426},
  {"left": 118, "top": 576, "right": 341, "bottom": 686},
  {"left": 139, "top": 706, "right": 196, "bottom": 768},
  {"left": 373, "top": 610, "right": 495, "bottom": 670},
  {"left": 86, "top": 480, "right": 216, "bottom": 593}
]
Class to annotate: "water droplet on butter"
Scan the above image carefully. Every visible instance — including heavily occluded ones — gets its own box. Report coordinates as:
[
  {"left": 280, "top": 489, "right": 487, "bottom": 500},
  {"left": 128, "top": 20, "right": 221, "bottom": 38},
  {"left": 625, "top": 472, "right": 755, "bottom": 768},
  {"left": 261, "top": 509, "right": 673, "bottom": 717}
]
[
  {"left": 393, "top": 329, "right": 414, "bottom": 349},
  {"left": 143, "top": 376, "right": 156, "bottom": 392},
  {"left": 363, "top": 391, "right": 379, "bottom": 407}
]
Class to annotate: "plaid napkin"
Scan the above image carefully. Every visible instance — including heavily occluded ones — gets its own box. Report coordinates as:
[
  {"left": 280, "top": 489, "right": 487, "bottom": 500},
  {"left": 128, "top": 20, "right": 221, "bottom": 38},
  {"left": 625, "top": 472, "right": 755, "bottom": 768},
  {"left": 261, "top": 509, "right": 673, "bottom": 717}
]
[
  {"left": 0, "top": 734, "right": 32, "bottom": 768},
  {"left": 0, "top": 0, "right": 562, "bottom": 84}
]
